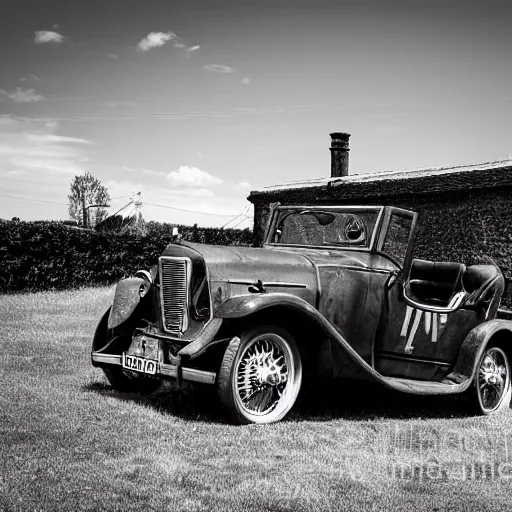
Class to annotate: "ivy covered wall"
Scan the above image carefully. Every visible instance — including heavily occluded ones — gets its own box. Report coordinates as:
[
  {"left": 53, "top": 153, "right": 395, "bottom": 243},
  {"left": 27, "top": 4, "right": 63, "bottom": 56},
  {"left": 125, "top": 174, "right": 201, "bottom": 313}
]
[{"left": 249, "top": 164, "right": 512, "bottom": 307}]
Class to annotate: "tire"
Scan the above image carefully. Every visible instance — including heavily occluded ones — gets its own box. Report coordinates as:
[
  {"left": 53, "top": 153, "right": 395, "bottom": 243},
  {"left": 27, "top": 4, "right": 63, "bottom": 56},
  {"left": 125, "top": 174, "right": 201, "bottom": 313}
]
[
  {"left": 218, "top": 325, "right": 302, "bottom": 424},
  {"left": 469, "top": 345, "right": 511, "bottom": 415},
  {"left": 92, "top": 308, "right": 161, "bottom": 395}
]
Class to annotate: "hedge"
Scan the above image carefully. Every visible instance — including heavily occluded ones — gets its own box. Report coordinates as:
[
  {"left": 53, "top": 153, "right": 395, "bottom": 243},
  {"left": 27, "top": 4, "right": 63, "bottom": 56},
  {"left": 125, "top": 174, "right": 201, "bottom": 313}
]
[{"left": 0, "top": 220, "right": 253, "bottom": 292}]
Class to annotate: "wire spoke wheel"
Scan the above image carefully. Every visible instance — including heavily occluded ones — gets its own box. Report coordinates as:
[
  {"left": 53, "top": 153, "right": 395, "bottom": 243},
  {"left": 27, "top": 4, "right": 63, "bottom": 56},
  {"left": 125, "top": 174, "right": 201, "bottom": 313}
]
[
  {"left": 473, "top": 346, "right": 511, "bottom": 415},
  {"left": 218, "top": 325, "right": 302, "bottom": 424},
  {"left": 236, "top": 336, "right": 290, "bottom": 416}
]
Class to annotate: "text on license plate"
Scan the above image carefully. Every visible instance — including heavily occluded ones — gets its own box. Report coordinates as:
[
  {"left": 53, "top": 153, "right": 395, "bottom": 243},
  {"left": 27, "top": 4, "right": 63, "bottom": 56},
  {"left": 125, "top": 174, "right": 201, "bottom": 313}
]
[{"left": 122, "top": 353, "right": 157, "bottom": 375}]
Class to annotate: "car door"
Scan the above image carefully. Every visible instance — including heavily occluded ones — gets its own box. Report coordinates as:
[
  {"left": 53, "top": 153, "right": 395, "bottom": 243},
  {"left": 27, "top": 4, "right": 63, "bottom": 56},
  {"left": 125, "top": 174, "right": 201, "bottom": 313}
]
[{"left": 373, "top": 209, "right": 481, "bottom": 381}]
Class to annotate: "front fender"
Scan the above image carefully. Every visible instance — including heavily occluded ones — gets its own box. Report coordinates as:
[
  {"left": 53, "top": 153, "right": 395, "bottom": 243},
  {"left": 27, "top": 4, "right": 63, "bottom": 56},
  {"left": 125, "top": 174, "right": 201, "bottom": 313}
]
[
  {"left": 448, "top": 319, "right": 512, "bottom": 384},
  {"left": 108, "top": 277, "right": 150, "bottom": 330},
  {"left": 216, "top": 293, "right": 388, "bottom": 383}
]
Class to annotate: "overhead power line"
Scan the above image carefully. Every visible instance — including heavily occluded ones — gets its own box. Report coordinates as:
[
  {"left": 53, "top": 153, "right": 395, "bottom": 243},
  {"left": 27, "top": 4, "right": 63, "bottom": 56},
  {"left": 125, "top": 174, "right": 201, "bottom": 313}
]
[
  {"left": 221, "top": 213, "right": 244, "bottom": 229},
  {"left": 221, "top": 205, "right": 252, "bottom": 229},
  {"left": 144, "top": 201, "right": 238, "bottom": 217},
  {"left": 1, "top": 193, "right": 252, "bottom": 226},
  {"left": 0, "top": 194, "right": 68, "bottom": 206},
  {"left": 32, "top": 102, "right": 380, "bottom": 123},
  {"left": 230, "top": 216, "right": 251, "bottom": 230},
  {"left": 1, "top": 194, "right": 128, "bottom": 206}
]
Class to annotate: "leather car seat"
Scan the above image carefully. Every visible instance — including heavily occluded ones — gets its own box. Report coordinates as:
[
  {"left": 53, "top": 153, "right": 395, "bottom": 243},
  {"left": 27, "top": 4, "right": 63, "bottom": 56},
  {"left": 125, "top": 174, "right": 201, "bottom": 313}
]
[
  {"left": 407, "top": 259, "right": 465, "bottom": 307},
  {"left": 462, "top": 265, "right": 504, "bottom": 314}
]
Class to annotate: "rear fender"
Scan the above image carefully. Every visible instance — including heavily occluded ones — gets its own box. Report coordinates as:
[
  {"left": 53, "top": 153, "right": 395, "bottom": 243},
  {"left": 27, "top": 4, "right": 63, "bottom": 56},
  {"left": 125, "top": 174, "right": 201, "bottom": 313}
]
[{"left": 447, "top": 319, "right": 512, "bottom": 384}]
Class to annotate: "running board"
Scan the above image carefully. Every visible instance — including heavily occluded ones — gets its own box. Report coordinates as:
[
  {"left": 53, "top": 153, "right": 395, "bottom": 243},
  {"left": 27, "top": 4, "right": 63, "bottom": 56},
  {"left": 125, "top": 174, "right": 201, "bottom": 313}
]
[
  {"left": 381, "top": 375, "right": 470, "bottom": 395},
  {"left": 91, "top": 352, "right": 216, "bottom": 385}
]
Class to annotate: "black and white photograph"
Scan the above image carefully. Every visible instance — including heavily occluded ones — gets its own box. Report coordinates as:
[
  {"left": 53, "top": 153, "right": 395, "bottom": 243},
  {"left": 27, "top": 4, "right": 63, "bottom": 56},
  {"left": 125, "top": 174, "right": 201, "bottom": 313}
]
[{"left": 1, "top": 1, "right": 512, "bottom": 510}]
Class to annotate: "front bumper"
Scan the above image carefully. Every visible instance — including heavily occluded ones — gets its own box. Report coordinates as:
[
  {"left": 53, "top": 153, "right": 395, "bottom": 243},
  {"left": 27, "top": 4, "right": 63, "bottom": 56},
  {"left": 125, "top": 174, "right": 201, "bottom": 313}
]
[{"left": 91, "top": 352, "right": 217, "bottom": 385}]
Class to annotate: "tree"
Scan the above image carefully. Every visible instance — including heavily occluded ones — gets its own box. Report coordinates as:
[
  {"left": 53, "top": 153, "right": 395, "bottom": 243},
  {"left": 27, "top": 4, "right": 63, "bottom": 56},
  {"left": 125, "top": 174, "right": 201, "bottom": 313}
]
[{"left": 68, "top": 172, "right": 110, "bottom": 227}]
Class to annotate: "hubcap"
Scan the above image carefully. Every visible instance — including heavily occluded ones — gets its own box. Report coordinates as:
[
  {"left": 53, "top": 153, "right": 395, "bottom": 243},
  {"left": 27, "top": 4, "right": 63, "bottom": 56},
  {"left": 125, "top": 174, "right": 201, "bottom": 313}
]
[
  {"left": 236, "top": 336, "right": 290, "bottom": 416},
  {"left": 478, "top": 347, "right": 509, "bottom": 412}
]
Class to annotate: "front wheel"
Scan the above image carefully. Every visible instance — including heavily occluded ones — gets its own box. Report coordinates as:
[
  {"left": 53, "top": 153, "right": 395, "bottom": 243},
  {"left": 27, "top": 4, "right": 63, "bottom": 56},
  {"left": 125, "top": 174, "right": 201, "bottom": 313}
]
[
  {"left": 218, "top": 325, "right": 302, "bottom": 424},
  {"left": 469, "top": 345, "right": 511, "bottom": 415}
]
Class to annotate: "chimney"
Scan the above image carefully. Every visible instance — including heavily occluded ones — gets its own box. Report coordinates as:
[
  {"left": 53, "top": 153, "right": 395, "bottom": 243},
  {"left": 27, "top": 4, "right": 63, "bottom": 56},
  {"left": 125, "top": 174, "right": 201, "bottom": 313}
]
[{"left": 330, "top": 132, "right": 351, "bottom": 177}]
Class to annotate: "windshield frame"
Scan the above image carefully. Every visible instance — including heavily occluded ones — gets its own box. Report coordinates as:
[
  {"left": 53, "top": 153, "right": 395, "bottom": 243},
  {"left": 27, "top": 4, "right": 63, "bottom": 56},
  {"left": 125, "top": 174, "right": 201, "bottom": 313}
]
[{"left": 264, "top": 205, "right": 385, "bottom": 252}]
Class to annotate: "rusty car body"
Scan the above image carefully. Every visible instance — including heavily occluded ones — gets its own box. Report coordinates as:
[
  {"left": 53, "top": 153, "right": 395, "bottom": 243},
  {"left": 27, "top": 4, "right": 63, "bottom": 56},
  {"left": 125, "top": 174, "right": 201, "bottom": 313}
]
[{"left": 92, "top": 205, "right": 512, "bottom": 423}]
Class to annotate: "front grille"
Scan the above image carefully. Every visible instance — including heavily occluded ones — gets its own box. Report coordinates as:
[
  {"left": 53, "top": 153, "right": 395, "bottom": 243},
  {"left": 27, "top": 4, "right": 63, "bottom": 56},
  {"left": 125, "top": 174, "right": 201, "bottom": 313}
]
[{"left": 159, "top": 257, "right": 191, "bottom": 334}]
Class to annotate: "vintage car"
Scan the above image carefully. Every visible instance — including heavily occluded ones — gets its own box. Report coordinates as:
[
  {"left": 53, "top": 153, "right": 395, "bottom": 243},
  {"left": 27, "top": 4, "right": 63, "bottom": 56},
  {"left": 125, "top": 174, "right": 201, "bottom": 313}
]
[{"left": 91, "top": 205, "right": 512, "bottom": 424}]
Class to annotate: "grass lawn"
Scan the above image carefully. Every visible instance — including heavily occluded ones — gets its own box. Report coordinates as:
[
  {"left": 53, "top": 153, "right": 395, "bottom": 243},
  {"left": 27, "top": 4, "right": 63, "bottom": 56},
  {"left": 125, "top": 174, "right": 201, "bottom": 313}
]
[{"left": 1, "top": 287, "right": 512, "bottom": 511}]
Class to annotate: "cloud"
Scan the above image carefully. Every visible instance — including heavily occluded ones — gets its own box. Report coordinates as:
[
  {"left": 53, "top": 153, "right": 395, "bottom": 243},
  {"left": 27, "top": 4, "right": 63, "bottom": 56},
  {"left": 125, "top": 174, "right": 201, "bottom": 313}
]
[
  {"left": 105, "top": 100, "right": 136, "bottom": 108},
  {"left": 174, "top": 187, "right": 214, "bottom": 197},
  {"left": 26, "top": 134, "right": 92, "bottom": 145},
  {"left": 204, "top": 64, "right": 235, "bottom": 74},
  {"left": 137, "top": 31, "right": 197, "bottom": 52},
  {"left": 237, "top": 181, "right": 251, "bottom": 190},
  {"left": 241, "top": 77, "right": 251, "bottom": 85},
  {"left": 47, "top": 95, "right": 98, "bottom": 102},
  {"left": 45, "top": 120, "right": 59, "bottom": 130},
  {"left": 34, "top": 30, "right": 64, "bottom": 44},
  {"left": 122, "top": 165, "right": 165, "bottom": 177},
  {"left": 167, "top": 166, "right": 223, "bottom": 188},
  {"left": 0, "top": 88, "right": 45, "bottom": 103},
  {"left": 20, "top": 74, "right": 41, "bottom": 83},
  {"left": 137, "top": 31, "right": 175, "bottom": 52},
  {"left": 0, "top": 115, "right": 92, "bottom": 176},
  {"left": 105, "top": 53, "right": 119, "bottom": 59}
]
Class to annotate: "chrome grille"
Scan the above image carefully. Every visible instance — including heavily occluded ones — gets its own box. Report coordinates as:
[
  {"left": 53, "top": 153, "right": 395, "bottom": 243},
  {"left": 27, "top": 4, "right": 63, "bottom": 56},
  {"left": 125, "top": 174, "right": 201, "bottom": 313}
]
[{"left": 159, "top": 257, "right": 191, "bottom": 334}]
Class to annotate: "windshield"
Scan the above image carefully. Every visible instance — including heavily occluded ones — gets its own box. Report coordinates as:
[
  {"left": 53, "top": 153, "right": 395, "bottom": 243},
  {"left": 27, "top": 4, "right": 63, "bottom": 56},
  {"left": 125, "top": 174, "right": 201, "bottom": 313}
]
[{"left": 268, "top": 208, "right": 381, "bottom": 248}]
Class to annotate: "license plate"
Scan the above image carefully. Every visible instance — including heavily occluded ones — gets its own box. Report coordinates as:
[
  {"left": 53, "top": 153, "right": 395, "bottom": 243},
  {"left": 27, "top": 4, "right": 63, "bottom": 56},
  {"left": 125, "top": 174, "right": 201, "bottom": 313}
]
[{"left": 122, "top": 353, "right": 157, "bottom": 375}]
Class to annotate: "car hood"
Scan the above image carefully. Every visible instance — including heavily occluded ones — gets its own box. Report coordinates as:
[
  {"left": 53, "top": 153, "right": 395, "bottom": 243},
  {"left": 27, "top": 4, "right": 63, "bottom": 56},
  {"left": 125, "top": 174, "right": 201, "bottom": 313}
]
[{"left": 162, "top": 241, "right": 319, "bottom": 307}]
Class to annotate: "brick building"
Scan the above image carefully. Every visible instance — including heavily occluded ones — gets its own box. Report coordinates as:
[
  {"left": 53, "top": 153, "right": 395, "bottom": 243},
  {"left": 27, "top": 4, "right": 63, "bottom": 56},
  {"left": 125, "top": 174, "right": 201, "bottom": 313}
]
[{"left": 248, "top": 133, "right": 512, "bottom": 305}]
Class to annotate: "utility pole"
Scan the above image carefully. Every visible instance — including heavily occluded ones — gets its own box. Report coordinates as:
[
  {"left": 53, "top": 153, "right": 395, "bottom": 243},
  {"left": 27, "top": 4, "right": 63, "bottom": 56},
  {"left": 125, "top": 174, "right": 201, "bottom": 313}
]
[
  {"left": 131, "top": 192, "right": 145, "bottom": 234},
  {"left": 82, "top": 194, "right": 87, "bottom": 227}
]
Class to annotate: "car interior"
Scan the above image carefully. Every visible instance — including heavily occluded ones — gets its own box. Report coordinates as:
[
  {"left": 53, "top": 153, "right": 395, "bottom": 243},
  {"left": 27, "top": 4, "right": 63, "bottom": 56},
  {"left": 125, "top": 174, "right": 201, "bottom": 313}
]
[{"left": 404, "top": 258, "right": 504, "bottom": 313}]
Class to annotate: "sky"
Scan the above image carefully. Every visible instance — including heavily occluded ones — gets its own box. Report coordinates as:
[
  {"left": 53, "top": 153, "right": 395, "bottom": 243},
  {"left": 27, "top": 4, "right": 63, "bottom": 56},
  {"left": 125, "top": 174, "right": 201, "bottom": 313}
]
[{"left": 1, "top": 0, "right": 511, "bottom": 228}]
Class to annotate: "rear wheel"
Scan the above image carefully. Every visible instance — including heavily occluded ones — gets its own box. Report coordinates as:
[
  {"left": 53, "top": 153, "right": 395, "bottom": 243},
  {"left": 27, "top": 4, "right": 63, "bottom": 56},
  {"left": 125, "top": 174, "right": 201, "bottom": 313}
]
[
  {"left": 218, "top": 325, "right": 302, "bottom": 424},
  {"left": 470, "top": 345, "right": 511, "bottom": 415}
]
